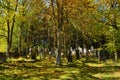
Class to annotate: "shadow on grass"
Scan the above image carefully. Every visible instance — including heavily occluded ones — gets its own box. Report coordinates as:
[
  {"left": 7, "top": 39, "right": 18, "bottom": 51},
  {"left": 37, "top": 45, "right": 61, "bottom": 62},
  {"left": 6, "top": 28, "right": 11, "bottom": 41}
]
[
  {"left": 0, "top": 65, "right": 11, "bottom": 71},
  {"left": 81, "top": 59, "right": 120, "bottom": 80},
  {"left": 0, "top": 58, "right": 120, "bottom": 80}
]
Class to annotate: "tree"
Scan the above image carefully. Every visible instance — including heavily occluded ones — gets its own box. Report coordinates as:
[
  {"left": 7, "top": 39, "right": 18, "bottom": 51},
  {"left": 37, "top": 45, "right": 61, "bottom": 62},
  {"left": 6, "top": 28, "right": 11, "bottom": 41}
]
[
  {"left": 0, "top": 0, "right": 19, "bottom": 57},
  {"left": 94, "top": 0, "right": 120, "bottom": 60}
]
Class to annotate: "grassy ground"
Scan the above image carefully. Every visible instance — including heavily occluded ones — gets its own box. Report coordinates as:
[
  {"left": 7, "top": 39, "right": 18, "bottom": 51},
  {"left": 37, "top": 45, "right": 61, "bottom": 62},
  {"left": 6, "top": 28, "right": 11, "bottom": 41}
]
[{"left": 0, "top": 57, "right": 120, "bottom": 80}]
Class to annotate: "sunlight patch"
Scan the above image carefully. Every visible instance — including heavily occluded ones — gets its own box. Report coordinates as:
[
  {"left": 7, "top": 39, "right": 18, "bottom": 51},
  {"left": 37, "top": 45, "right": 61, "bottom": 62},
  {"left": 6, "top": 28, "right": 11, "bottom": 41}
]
[
  {"left": 85, "top": 63, "right": 104, "bottom": 67},
  {"left": 64, "top": 68, "right": 79, "bottom": 74},
  {"left": 60, "top": 74, "right": 72, "bottom": 79},
  {"left": 92, "top": 71, "right": 120, "bottom": 79}
]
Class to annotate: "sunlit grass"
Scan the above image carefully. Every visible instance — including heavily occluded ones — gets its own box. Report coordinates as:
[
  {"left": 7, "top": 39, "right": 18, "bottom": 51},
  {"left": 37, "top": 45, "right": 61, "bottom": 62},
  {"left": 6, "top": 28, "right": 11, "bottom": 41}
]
[
  {"left": 6, "top": 57, "right": 25, "bottom": 62},
  {"left": 92, "top": 71, "right": 120, "bottom": 79},
  {"left": 85, "top": 63, "right": 105, "bottom": 67}
]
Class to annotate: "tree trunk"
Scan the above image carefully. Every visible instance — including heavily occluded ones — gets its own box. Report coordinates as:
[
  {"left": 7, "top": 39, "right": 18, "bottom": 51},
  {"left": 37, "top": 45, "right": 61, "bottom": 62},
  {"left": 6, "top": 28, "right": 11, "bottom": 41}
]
[
  {"left": 18, "top": 23, "right": 24, "bottom": 56},
  {"left": 51, "top": 0, "right": 64, "bottom": 66},
  {"left": 6, "top": 43, "right": 10, "bottom": 58},
  {"left": 18, "top": 29, "right": 22, "bottom": 56},
  {"left": 6, "top": 19, "right": 10, "bottom": 57},
  {"left": 56, "top": 29, "right": 61, "bottom": 65},
  {"left": 56, "top": 0, "right": 61, "bottom": 66}
]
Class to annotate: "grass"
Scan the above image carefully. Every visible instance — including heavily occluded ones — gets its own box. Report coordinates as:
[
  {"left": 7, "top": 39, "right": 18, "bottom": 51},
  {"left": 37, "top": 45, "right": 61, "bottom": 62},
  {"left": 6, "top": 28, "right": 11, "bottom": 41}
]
[{"left": 0, "top": 57, "right": 120, "bottom": 80}]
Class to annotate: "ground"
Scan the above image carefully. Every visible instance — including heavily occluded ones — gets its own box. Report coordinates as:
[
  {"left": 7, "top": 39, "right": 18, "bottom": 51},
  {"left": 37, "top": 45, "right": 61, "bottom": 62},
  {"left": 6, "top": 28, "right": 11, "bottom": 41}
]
[{"left": 0, "top": 57, "right": 120, "bottom": 80}]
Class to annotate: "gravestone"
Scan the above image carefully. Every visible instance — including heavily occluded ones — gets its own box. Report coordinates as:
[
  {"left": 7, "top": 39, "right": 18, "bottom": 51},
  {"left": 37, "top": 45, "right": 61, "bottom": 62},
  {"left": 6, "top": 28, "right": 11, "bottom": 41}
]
[
  {"left": 99, "top": 49, "right": 106, "bottom": 62},
  {"left": 67, "top": 49, "right": 72, "bottom": 63},
  {"left": 75, "top": 48, "right": 80, "bottom": 60}
]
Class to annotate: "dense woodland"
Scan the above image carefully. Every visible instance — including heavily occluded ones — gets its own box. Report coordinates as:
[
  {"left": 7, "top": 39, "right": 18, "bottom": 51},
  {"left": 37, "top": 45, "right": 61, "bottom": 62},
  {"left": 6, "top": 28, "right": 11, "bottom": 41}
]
[{"left": 0, "top": 0, "right": 120, "bottom": 64}]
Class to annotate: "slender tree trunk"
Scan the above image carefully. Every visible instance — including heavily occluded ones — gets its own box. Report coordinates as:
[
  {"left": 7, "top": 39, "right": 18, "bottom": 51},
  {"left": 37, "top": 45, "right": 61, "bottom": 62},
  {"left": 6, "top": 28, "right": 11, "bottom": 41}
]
[
  {"left": 18, "top": 28, "right": 22, "bottom": 56},
  {"left": 6, "top": 44, "right": 10, "bottom": 57},
  {"left": 56, "top": 0, "right": 64, "bottom": 66},
  {"left": 18, "top": 23, "right": 24, "bottom": 56},
  {"left": 6, "top": 20, "right": 10, "bottom": 57}
]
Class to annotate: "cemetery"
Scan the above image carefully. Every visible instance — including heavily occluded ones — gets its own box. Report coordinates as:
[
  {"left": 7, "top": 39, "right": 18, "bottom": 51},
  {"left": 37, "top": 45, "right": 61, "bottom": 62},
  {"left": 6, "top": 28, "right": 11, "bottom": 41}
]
[{"left": 0, "top": 0, "right": 120, "bottom": 80}]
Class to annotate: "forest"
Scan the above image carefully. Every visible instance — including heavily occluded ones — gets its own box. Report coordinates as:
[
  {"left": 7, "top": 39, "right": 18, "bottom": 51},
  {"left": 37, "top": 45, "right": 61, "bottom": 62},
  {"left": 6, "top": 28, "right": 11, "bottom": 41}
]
[{"left": 0, "top": 0, "right": 120, "bottom": 80}]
